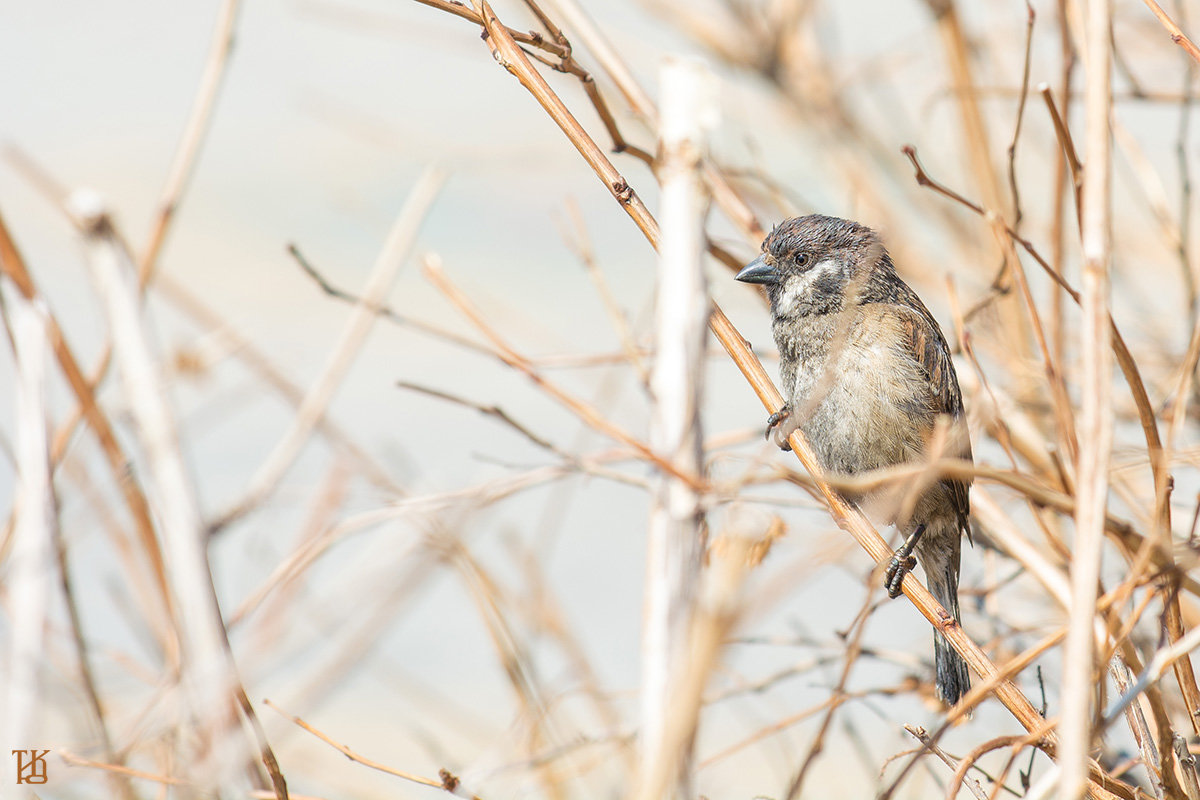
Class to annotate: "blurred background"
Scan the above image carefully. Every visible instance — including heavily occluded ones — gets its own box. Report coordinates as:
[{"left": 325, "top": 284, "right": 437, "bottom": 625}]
[{"left": 2, "top": 0, "right": 1199, "bottom": 798}]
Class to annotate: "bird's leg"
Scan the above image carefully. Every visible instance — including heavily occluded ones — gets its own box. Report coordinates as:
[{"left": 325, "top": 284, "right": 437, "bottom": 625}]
[
  {"left": 766, "top": 403, "right": 794, "bottom": 451},
  {"left": 884, "top": 523, "right": 925, "bottom": 599}
]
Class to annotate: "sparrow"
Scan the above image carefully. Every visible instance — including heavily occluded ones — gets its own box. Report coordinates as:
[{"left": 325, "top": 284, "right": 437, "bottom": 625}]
[{"left": 736, "top": 214, "right": 972, "bottom": 706}]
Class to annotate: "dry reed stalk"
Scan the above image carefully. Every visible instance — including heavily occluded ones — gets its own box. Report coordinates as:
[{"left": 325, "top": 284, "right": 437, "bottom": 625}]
[
  {"left": 1109, "top": 656, "right": 1164, "bottom": 798},
  {"left": 395, "top": 381, "right": 563, "bottom": 455},
  {"left": 1174, "top": 734, "right": 1200, "bottom": 800},
  {"left": 635, "top": 57, "right": 713, "bottom": 800},
  {"left": 1041, "top": 84, "right": 1084, "bottom": 226},
  {"left": 75, "top": 194, "right": 277, "bottom": 796},
  {"left": 0, "top": 209, "right": 176, "bottom": 654},
  {"left": 638, "top": 527, "right": 759, "bottom": 800},
  {"left": 1, "top": 282, "right": 55, "bottom": 787},
  {"left": 1060, "top": 1, "right": 1115, "bottom": 798},
  {"left": 1104, "top": 621, "right": 1200, "bottom": 727},
  {"left": 473, "top": 1, "right": 659, "bottom": 246}
]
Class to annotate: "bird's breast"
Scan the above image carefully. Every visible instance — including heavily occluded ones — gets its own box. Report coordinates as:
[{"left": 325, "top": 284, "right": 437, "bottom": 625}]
[{"left": 786, "top": 311, "right": 931, "bottom": 476}]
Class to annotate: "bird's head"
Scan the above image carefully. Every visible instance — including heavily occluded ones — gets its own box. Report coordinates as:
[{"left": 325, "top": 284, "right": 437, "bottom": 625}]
[{"left": 736, "top": 214, "right": 885, "bottom": 318}]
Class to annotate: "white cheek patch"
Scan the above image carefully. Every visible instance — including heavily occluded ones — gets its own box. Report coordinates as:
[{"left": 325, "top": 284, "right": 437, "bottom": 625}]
[{"left": 776, "top": 258, "right": 840, "bottom": 313}]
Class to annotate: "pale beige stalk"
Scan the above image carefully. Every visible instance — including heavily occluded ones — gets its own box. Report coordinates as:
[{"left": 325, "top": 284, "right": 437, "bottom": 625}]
[
  {"left": 1061, "top": 1, "right": 1114, "bottom": 797},
  {"left": 635, "top": 57, "right": 714, "bottom": 800}
]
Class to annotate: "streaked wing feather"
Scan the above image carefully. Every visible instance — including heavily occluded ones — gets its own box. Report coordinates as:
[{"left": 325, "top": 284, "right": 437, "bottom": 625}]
[{"left": 891, "top": 293, "right": 972, "bottom": 537}]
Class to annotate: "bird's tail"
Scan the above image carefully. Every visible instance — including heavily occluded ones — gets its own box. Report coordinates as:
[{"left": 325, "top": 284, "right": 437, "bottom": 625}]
[{"left": 919, "top": 529, "right": 970, "bottom": 706}]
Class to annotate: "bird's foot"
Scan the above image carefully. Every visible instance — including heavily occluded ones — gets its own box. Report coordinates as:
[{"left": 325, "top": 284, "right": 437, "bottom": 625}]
[
  {"left": 884, "top": 553, "right": 917, "bottom": 599},
  {"left": 766, "top": 404, "right": 795, "bottom": 451},
  {"left": 884, "top": 523, "right": 926, "bottom": 599}
]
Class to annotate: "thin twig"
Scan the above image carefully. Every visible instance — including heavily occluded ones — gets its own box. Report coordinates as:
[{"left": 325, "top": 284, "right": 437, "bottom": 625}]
[
  {"left": 412, "top": 0, "right": 569, "bottom": 57},
  {"left": 903, "top": 725, "right": 988, "bottom": 800},
  {"left": 396, "top": 380, "right": 560, "bottom": 453},
  {"left": 784, "top": 592, "right": 876, "bottom": 799},
  {"left": 949, "top": 735, "right": 1036, "bottom": 800},
  {"left": 446, "top": 543, "right": 569, "bottom": 796},
  {"left": 49, "top": 458, "right": 136, "bottom": 800},
  {"left": 1141, "top": 0, "right": 1200, "bottom": 65},
  {"left": 1039, "top": 85, "right": 1083, "bottom": 226},
  {"left": 422, "top": 254, "right": 703, "bottom": 489},
  {"left": 1006, "top": 3, "right": 1036, "bottom": 229},
  {"left": 560, "top": 200, "right": 652, "bottom": 389},
  {"left": 264, "top": 699, "right": 483, "bottom": 799},
  {"left": 60, "top": 751, "right": 188, "bottom": 787},
  {"left": 138, "top": 0, "right": 242, "bottom": 282},
  {"left": 156, "top": 272, "right": 403, "bottom": 494},
  {"left": 211, "top": 167, "right": 444, "bottom": 532},
  {"left": 287, "top": 242, "right": 494, "bottom": 359},
  {"left": 290, "top": 242, "right": 644, "bottom": 369}
]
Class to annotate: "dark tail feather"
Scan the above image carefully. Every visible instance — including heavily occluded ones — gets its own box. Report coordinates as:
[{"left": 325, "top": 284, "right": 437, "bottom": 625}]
[
  {"left": 922, "top": 537, "right": 970, "bottom": 706},
  {"left": 933, "top": 622, "right": 970, "bottom": 706}
]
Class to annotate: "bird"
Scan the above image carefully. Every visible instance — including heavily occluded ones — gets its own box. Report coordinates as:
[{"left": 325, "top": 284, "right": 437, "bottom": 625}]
[{"left": 736, "top": 213, "right": 972, "bottom": 706}]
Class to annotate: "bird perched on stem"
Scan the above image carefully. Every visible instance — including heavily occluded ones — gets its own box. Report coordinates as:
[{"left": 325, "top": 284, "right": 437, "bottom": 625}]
[{"left": 736, "top": 214, "right": 972, "bottom": 706}]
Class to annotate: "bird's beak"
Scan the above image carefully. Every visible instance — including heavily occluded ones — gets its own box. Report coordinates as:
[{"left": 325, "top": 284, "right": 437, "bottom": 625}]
[{"left": 735, "top": 254, "right": 779, "bottom": 285}]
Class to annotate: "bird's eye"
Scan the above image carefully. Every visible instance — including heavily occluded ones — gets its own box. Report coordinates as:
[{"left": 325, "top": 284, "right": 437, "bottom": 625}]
[{"left": 795, "top": 253, "right": 809, "bottom": 267}]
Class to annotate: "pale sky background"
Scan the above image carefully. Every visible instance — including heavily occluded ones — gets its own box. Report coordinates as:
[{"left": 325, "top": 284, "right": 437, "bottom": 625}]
[{"left": 2, "top": 1, "right": 1195, "bottom": 798}]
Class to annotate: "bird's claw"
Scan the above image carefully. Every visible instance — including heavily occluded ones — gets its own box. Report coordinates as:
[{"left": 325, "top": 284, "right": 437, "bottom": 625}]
[
  {"left": 766, "top": 404, "right": 794, "bottom": 451},
  {"left": 884, "top": 553, "right": 917, "bottom": 599},
  {"left": 884, "top": 523, "right": 926, "bottom": 599}
]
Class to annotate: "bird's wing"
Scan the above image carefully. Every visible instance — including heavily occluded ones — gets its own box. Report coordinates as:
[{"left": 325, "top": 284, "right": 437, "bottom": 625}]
[{"left": 888, "top": 295, "right": 972, "bottom": 536}]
